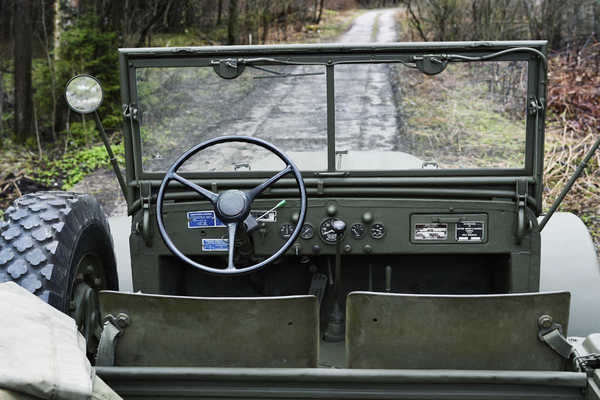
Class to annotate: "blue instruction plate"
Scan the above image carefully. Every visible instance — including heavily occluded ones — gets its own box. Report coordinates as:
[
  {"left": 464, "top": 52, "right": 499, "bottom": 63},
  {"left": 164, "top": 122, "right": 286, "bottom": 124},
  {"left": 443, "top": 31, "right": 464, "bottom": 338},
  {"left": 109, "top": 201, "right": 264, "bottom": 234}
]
[
  {"left": 201, "top": 238, "right": 229, "bottom": 252},
  {"left": 187, "top": 211, "right": 225, "bottom": 228}
]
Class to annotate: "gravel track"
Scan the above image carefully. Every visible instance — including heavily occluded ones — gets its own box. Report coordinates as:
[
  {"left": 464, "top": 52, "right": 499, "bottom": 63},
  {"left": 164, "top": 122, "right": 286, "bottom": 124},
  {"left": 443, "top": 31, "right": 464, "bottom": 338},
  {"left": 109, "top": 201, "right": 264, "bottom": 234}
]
[{"left": 73, "top": 9, "right": 401, "bottom": 217}]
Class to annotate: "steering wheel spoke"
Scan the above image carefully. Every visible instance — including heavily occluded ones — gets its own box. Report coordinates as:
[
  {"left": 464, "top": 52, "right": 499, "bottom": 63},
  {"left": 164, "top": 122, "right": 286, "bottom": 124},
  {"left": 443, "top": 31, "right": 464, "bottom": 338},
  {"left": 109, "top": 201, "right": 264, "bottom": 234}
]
[
  {"left": 171, "top": 172, "right": 218, "bottom": 204},
  {"left": 226, "top": 222, "right": 238, "bottom": 271},
  {"left": 243, "top": 214, "right": 260, "bottom": 233},
  {"left": 247, "top": 165, "right": 293, "bottom": 200}
]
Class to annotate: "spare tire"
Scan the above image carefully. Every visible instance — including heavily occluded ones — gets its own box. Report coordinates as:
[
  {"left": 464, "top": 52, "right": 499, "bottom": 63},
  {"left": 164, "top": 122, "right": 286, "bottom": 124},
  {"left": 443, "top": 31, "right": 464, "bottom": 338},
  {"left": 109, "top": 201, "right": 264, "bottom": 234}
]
[{"left": 0, "top": 191, "right": 118, "bottom": 353}]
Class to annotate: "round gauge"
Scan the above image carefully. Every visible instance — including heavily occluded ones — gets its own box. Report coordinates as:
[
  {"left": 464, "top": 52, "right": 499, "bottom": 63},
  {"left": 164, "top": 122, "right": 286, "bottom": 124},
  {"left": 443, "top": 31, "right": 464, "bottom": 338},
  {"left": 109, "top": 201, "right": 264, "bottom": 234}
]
[
  {"left": 319, "top": 218, "right": 343, "bottom": 244},
  {"left": 351, "top": 223, "right": 365, "bottom": 239},
  {"left": 370, "top": 223, "right": 385, "bottom": 239},
  {"left": 300, "top": 223, "right": 314, "bottom": 240},
  {"left": 279, "top": 223, "right": 294, "bottom": 239}
]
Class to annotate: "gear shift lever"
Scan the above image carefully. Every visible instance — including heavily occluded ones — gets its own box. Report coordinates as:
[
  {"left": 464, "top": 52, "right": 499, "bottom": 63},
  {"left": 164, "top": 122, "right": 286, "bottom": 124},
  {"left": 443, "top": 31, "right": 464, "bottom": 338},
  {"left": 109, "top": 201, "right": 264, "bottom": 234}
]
[{"left": 323, "top": 219, "right": 346, "bottom": 342}]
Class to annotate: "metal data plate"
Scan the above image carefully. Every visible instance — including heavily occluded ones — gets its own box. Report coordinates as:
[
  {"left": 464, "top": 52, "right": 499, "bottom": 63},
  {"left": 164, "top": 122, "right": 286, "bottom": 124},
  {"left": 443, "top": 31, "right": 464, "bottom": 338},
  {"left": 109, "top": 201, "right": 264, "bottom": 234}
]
[
  {"left": 187, "top": 210, "right": 277, "bottom": 229},
  {"left": 410, "top": 213, "right": 488, "bottom": 244},
  {"left": 457, "top": 221, "right": 484, "bottom": 241},
  {"left": 414, "top": 223, "right": 448, "bottom": 241}
]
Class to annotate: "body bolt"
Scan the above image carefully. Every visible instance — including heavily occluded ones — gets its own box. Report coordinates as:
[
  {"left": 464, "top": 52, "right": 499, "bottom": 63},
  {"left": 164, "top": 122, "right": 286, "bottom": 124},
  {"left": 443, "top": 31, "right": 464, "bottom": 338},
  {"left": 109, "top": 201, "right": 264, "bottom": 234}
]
[
  {"left": 538, "top": 314, "right": 553, "bottom": 329},
  {"left": 117, "top": 313, "right": 131, "bottom": 328}
]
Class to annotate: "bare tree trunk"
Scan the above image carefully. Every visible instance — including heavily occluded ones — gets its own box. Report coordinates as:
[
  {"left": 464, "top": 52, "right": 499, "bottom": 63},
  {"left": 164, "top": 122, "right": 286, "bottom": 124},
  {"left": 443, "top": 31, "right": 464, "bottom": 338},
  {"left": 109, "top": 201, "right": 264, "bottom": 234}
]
[
  {"left": 261, "top": 0, "right": 270, "bottom": 43},
  {"left": 0, "top": 68, "right": 3, "bottom": 137},
  {"left": 228, "top": 0, "right": 239, "bottom": 44},
  {"left": 53, "top": 0, "right": 62, "bottom": 60},
  {"left": 135, "top": 1, "right": 170, "bottom": 48},
  {"left": 40, "top": 0, "right": 57, "bottom": 142},
  {"left": 316, "top": 0, "right": 325, "bottom": 24},
  {"left": 14, "top": 0, "right": 33, "bottom": 144},
  {"left": 217, "top": 0, "right": 223, "bottom": 25}
]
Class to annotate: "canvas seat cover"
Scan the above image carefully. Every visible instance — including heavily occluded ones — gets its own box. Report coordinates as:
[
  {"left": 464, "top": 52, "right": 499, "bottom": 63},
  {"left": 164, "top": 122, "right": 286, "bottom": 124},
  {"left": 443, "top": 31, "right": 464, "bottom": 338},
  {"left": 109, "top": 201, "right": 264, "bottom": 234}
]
[{"left": 0, "top": 282, "right": 93, "bottom": 400}]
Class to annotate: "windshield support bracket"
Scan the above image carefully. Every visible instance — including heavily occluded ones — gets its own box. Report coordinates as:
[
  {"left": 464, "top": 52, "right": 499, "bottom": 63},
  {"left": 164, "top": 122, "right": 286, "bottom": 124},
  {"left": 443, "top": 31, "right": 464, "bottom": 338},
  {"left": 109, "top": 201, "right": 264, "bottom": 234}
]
[{"left": 515, "top": 179, "right": 531, "bottom": 244}]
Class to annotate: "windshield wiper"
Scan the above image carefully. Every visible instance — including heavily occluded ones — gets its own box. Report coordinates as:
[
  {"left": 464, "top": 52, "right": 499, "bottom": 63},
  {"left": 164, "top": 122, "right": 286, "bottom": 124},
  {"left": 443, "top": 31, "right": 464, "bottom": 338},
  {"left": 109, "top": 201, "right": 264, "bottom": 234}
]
[{"left": 247, "top": 64, "right": 324, "bottom": 79}]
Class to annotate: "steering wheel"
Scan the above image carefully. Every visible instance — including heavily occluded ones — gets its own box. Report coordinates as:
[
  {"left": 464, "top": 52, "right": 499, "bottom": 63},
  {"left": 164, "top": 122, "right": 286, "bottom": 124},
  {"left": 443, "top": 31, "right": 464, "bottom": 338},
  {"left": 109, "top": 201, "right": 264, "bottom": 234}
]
[{"left": 156, "top": 136, "right": 307, "bottom": 275}]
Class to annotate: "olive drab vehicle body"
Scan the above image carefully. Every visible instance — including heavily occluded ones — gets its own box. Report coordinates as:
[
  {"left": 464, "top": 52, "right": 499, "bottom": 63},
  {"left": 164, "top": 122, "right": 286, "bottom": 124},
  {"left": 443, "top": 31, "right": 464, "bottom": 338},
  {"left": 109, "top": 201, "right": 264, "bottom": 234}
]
[{"left": 1, "top": 41, "right": 600, "bottom": 399}]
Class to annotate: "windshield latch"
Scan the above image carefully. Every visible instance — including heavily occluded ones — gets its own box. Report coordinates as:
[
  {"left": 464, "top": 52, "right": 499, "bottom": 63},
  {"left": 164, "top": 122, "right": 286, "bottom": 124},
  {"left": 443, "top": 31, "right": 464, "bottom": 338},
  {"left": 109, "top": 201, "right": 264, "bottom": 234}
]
[
  {"left": 123, "top": 104, "right": 139, "bottom": 121},
  {"left": 528, "top": 97, "right": 544, "bottom": 116}
]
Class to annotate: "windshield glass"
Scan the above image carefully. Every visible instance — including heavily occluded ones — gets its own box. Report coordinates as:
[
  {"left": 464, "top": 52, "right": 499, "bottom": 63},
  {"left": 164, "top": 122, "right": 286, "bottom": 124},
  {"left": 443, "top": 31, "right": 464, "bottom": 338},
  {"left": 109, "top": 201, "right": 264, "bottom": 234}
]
[{"left": 136, "top": 60, "right": 528, "bottom": 173}]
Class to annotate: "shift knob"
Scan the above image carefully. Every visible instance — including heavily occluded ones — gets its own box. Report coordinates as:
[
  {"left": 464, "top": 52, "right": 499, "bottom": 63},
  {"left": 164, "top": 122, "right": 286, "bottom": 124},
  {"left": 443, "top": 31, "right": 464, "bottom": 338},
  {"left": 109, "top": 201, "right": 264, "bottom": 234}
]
[{"left": 332, "top": 219, "right": 346, "bottom": 234}]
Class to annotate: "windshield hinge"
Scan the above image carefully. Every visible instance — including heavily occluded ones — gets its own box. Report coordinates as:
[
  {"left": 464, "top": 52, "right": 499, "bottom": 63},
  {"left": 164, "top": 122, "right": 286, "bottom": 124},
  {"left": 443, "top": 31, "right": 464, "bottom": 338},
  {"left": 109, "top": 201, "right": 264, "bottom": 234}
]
[
  {"left": 527, "top": 97, "right": 544, "bottom": 116},
  {"left": 123, "top": 104, "right": 139, "bottom": 121},
  {"left": 515, "top": 179, "right": 531, "bottom": 244},
  {"left": 140, "top": 182, "right": 153, "bottom": 246}
]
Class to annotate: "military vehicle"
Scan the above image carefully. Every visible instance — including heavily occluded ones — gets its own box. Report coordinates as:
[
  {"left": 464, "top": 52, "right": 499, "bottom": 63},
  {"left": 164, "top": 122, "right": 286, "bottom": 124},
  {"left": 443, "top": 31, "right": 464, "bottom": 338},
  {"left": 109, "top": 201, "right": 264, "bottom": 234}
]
[{"left": 1, "top": 41, "right": 600, "bottom": 399}]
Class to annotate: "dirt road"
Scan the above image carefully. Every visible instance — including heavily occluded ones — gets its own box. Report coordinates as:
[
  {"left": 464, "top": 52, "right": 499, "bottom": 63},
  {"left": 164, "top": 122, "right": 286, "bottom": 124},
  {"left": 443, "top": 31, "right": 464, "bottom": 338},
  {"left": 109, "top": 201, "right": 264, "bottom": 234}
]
[{"left": 73, "top": 9, "right": 400, "bottom": 217}]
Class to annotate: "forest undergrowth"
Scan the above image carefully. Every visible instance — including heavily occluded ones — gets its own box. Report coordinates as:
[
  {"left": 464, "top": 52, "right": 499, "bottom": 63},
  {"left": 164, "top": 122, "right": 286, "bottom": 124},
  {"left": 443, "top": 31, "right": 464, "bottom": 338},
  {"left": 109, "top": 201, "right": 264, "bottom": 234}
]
[{"left": 0, "top": 8, "right": 360, "bottom": 217}]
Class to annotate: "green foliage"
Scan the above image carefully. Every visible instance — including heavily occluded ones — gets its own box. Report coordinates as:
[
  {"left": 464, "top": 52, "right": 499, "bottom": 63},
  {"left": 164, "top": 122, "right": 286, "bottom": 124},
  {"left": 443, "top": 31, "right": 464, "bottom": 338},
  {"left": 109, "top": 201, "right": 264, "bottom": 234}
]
[
  {"left": 33, "top": 14, "right": 122, "bottom": 139},
  {"left": 30, "top": 144, "right": 125, "bottom": 190},
  {"left": 66, "top": 121, "right": 97, "bottom": 147}
]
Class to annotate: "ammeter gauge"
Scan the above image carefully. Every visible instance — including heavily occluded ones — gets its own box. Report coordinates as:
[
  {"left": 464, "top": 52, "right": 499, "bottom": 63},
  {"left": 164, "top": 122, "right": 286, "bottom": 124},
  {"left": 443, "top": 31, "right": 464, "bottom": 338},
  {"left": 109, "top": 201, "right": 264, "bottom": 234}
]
[{"left": 370, "top": 223, "right": 385, "bottom": 239}]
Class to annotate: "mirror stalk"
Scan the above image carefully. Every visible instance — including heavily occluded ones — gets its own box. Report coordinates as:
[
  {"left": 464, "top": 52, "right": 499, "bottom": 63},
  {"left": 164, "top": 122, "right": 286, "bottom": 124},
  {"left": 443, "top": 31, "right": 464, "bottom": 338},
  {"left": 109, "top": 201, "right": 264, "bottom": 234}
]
[
  {"left": 93, "top": 111, "right": 128, "bottom": 203},
  {"left": 539, "top": 131, "right": 600, "bottom": 231}
]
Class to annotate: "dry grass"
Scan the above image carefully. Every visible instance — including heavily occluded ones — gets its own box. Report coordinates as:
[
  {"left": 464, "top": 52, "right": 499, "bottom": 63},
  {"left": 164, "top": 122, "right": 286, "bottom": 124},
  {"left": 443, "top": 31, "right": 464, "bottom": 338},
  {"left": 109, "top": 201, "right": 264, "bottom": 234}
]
[{"left": 543, "top": 42, "right": 600, "bottom": 248}]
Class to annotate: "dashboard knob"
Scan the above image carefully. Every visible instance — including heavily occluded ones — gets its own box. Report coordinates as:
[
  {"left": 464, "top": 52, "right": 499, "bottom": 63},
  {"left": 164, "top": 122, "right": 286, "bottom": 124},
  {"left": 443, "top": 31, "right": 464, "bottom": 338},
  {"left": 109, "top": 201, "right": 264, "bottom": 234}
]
[
  {"left": 332, "top": 219, "right": 346, "bottom": 233},
  {"left": 343, "top": 244, "right": 352, "bottom": 253},
  {"left": 362, "top": 211, "right": 374, "bottom": 224},
  {"left": 291, "top": 212, "right": 299, "bottom": 223},
  {"left": 326, "top": 204, "right": 337, "bottom": 216},
  {"left": 312, "top": 244, "right": 321, "bottom": 254},
  {"left": 363, "top": 244, "right": 373, "bottom": 254}
]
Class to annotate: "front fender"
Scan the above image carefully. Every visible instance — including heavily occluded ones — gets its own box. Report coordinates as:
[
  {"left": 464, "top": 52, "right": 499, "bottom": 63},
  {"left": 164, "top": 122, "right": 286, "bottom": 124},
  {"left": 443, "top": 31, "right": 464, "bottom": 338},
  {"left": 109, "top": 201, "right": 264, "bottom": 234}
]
[{"left": 539, "top": 212, "right": 600, "bottom": 336}]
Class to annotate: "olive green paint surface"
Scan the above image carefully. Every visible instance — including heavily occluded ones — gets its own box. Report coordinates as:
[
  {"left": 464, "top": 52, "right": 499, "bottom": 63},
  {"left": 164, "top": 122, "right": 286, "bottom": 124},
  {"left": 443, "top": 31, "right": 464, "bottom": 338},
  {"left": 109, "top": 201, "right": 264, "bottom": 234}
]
[
  {"left": 100, "top": 291, "right": 319, "bottom": 367},
  {"left": 345, "top": 291, "right": 570, "bottom": 370}
]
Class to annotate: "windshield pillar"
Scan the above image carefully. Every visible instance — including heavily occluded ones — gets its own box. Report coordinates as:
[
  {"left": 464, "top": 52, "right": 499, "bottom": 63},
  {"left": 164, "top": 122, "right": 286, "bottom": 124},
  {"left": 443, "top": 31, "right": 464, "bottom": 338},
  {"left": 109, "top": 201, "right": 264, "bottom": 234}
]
[{"left": 326, "top": 64, "right": 335, "bottom": 171}]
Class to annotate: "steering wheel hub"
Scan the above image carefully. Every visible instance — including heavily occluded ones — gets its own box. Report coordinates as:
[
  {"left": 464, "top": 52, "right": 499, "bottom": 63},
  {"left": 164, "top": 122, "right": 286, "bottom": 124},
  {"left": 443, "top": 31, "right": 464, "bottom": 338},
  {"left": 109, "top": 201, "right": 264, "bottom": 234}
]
[{"left": 216, "top": 190, "right": 249, "bottom": 220}]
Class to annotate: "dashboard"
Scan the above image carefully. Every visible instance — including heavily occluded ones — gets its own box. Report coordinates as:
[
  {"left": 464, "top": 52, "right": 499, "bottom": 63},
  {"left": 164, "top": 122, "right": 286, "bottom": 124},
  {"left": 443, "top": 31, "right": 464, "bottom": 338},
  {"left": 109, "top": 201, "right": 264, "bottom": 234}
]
[{"left": 160, "top": 197, "right": 518, "bottom": 257}]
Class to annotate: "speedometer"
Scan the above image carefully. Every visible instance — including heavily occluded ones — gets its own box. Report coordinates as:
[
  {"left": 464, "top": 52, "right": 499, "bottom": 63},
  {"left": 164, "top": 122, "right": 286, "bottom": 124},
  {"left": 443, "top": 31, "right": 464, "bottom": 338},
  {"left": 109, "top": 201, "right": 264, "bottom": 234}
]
[{"left": 319, "top": 218, "right": 343, "bottom": 244}]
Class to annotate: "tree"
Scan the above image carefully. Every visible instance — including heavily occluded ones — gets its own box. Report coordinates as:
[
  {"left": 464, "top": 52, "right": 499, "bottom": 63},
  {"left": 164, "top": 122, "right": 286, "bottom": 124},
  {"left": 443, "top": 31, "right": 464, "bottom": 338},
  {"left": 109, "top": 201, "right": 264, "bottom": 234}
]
[
  {"left": 228, "top": 0, "right": 239, "bottom": 44},
  {"left": 14, "top": 0, "right": 34, "bottom": 144}
]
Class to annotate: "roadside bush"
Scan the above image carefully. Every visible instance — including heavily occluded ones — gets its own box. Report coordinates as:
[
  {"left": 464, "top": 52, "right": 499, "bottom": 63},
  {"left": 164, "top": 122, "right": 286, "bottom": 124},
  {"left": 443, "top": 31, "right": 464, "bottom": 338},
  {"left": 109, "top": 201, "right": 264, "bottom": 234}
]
[{"left": 33, "top": 15, "right": 122, "bottom": 142}]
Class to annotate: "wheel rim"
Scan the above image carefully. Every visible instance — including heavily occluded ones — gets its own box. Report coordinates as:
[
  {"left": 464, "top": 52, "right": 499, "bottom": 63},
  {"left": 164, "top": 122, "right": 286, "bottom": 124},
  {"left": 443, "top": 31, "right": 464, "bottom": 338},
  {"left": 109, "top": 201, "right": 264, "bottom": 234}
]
[{"left": 70, "top": 253, "right": 106, "bottom": 356}]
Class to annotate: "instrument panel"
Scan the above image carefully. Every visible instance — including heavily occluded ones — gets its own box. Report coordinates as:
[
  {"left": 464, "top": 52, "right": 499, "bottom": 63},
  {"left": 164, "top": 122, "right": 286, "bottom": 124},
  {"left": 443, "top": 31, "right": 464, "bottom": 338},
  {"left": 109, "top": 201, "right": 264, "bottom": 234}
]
[
  {"left": 249, "top": 198, "right": 496, "bottom": 256},
  {"left": 159, "top": 197, "right": 512, "bottom": 257}
]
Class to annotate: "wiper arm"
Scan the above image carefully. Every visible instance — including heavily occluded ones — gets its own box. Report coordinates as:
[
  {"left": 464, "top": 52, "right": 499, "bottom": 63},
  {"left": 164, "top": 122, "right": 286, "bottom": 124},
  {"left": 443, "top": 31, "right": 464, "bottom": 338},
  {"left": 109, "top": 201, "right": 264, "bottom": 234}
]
[{"left": 247, "top": 64, "right": 324, "bottom": 79}]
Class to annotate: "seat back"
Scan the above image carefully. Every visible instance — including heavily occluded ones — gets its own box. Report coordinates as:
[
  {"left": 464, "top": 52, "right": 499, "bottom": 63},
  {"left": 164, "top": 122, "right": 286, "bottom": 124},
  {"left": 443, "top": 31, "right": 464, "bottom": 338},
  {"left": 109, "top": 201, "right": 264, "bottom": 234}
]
[
  {"left": 346, "top": 291, "right": 570, "bottom": 370},
  {"left": 99, "top": 291, "right": 319, "bottom": 367}
]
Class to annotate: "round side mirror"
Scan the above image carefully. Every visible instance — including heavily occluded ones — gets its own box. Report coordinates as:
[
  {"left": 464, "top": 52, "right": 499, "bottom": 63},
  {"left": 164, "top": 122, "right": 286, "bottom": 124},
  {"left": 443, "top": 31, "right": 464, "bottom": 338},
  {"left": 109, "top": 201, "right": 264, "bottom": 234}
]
[{"left": 65, "top": 74, "right": 103, "bottom": 114}]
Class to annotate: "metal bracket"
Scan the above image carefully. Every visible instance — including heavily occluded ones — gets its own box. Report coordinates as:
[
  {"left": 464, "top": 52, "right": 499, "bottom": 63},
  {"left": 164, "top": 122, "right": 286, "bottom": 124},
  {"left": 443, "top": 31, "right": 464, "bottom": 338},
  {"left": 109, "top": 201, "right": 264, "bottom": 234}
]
[
  {"left": 537, "top": 314, "right": 573, "bottom": 359},
  {"left": 141, "top": 182, "right": 153, "bottom": 246},
  {"left": 123, "top": 104, "right": 139, "bottom": 121},
  {"left": 527, "top": 96, "right": 544, "bottom": 116},
  {"left": 96, "top": 313, "right": 130, "bottom": 366},
  {"left": 515, "top": 180, "right": 531, "bottom": 244}
]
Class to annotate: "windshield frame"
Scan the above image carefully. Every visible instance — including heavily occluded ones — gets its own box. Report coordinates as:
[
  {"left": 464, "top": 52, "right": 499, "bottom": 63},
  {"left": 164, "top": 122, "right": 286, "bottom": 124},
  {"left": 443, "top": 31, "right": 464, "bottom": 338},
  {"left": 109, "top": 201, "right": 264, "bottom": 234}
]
[{"left": 119, "top": 41, "right": 547, "bottom": 189}]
